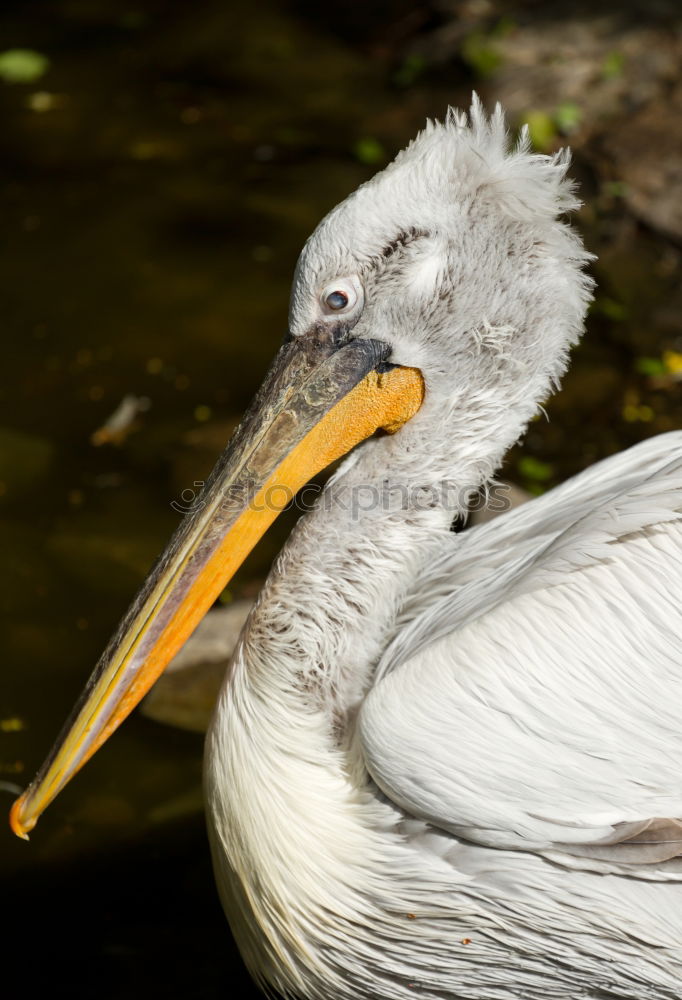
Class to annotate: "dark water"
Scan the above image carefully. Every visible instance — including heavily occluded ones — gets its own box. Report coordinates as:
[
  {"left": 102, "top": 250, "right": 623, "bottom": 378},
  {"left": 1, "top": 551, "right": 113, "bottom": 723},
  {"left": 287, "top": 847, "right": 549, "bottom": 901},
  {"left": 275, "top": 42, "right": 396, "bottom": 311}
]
[{"left": 2, "top": 1, "right": 680, "bottom": 996}]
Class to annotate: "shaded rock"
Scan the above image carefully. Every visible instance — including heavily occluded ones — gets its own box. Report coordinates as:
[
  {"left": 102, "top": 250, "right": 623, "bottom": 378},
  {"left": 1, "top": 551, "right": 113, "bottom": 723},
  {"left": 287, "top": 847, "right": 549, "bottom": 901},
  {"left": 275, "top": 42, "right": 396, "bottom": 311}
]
[
  {"left": 602, "top": 84, "right": 682, "bottom": 243},
  {"left": 490, "top": 12, "right": 681, "bottom": 142}
]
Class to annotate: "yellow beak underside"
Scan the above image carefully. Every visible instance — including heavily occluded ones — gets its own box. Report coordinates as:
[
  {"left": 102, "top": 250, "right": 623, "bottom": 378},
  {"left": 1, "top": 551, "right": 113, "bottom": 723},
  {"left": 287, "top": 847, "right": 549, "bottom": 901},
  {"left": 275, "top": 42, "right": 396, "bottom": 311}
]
[{"left": 11, "top": 344, "right": 423, "bottom": 840}]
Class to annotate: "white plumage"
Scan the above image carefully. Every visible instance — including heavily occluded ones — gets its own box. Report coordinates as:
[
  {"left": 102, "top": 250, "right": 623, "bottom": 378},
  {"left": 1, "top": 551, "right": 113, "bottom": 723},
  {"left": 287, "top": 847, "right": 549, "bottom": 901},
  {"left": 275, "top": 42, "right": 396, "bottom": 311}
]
[{"left": 203, "top": 101, "right": 682, "bottom": 997}]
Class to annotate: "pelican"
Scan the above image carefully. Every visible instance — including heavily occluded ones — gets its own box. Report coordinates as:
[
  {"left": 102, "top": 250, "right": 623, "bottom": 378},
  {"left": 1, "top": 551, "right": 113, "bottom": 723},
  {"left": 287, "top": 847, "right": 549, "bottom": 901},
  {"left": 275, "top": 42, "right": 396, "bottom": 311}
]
[{"left": 11, "top": 99, "right": 682, "bottom": 999}]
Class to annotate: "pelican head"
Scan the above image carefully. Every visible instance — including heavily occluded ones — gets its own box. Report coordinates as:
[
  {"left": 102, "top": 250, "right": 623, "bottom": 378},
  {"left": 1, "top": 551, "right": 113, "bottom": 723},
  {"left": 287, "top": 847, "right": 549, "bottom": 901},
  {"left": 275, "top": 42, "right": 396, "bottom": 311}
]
[
  {"left": 290, "top": 97, "right": 592, "bottom": 491},
  {"left": 11, "top": 99, "right": 591, "bottom": 846}
]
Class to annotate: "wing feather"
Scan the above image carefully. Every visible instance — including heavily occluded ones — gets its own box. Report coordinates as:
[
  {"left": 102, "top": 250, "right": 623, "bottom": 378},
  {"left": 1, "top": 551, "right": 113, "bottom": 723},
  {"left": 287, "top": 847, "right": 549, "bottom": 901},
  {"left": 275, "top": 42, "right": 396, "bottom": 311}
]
[
  {"left": 361, "top": 433, "right": 682, "bottom": 877},
  {"left": 377, "top": 431, "right": 682, "bottom": 680}
]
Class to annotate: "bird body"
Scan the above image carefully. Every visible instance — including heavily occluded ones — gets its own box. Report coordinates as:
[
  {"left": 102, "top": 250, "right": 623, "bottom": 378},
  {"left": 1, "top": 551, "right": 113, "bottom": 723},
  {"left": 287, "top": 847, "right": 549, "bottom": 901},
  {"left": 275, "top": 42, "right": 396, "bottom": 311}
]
[
  {"left": 206, "top": 426, "right": 682, "bottom": 1000},
  {"left": 13, "top": 100, "right": 682, "bottom": 998}
]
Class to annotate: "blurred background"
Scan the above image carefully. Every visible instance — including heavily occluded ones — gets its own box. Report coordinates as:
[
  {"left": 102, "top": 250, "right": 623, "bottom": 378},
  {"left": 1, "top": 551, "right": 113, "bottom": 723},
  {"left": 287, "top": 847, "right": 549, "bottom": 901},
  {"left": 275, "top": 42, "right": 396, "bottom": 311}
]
[{"left": 2, "top": 0, "right": 681, "bottom": 996}]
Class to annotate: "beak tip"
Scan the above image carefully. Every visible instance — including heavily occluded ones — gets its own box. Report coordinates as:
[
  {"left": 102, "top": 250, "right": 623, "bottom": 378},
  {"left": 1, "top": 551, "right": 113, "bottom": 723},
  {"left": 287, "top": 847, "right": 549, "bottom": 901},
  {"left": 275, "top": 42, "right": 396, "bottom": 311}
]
[{"left": 9, "top": 794, "right": 32, "bottom": 841}]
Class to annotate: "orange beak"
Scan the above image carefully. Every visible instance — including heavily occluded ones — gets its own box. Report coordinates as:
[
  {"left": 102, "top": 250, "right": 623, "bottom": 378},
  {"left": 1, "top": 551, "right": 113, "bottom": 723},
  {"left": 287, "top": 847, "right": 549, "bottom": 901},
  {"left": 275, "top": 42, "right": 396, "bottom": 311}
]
[{"left": 10, "top": 334, "right": 423, "bottom": 839}]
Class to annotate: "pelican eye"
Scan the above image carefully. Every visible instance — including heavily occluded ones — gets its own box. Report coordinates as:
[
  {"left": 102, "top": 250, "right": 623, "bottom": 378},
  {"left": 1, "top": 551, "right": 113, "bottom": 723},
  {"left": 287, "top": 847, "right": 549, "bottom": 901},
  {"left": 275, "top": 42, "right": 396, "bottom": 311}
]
[
  {"left": 326, "top": 290, "right": 349, "bottom": 310},
  {"left": 320, "top": 277, "right": 362, "bottom": 318}
]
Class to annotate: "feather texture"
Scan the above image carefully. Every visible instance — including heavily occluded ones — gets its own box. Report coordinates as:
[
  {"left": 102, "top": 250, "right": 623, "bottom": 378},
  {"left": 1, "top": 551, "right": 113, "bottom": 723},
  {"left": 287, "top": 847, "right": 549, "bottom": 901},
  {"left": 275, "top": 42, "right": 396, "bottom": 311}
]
[
  {"left": 362, "top": 435, "right": 682, "bottom": 875},
  {"left": 204, "top": 101, "right": 682, "bottom": 999}
]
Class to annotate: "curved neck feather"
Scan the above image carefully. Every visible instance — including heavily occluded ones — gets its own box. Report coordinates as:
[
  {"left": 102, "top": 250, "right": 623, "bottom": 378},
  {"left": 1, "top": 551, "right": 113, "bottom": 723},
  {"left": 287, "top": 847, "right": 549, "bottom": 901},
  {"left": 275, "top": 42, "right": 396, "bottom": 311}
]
[
  {"left": 204, "top": 443, "right": 454, "bottom": 989},
  {"left": 245, "top": 441, "right": 456, "bottom": 714}
]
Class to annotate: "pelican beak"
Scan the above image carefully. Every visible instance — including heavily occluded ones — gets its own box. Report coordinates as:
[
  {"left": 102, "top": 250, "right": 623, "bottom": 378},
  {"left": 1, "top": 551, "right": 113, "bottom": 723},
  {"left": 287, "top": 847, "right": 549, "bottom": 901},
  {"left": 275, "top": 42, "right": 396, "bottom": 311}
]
[{"left": 10, "top": 335, "right": 424, "bottom": 839}]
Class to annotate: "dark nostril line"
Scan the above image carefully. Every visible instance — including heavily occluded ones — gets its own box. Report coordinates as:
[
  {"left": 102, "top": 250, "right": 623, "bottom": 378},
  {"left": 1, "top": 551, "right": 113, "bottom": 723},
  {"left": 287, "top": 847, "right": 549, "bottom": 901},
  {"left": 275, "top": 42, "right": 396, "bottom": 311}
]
[{"left": 376, "top": 360, "right": 398, "bottom": 374}]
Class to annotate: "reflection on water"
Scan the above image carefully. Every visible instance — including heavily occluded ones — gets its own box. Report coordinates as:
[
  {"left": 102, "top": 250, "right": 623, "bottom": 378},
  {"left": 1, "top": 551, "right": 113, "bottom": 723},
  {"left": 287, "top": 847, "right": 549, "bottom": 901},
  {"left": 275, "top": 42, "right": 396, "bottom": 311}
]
[{"left": 2, "top": 0, "right": 681, "bottom": 995}]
